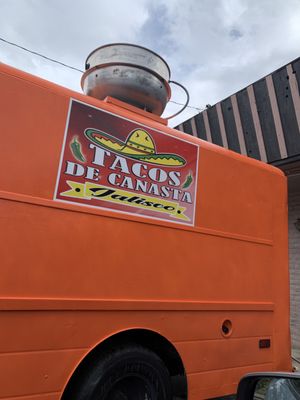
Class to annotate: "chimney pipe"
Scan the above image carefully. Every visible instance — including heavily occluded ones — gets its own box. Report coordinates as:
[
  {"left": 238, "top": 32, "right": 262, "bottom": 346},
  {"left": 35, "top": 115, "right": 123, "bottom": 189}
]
[{"left": 81, "top": 43, "right": 171, "bottom": 116}]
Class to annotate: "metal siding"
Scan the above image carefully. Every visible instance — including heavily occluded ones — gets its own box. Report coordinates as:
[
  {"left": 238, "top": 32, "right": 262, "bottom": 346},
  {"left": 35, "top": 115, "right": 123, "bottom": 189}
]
[
  {"left": 194, "top": 112, "right": 207, "bottom": 140},
  {"left": 216, "top": 103, "right": 228, "bottom": 148},
  {"left": 190, "top": 118, "right": 198, "bottom": 136},
  {"left": 183, "top": 119, "right": 193, "bottom": 135},
  {"left": 236, "top": 89, "right": 261, "bottom": 160},
  {"left": 221, "top": 98, "right": 241, "bottom": 153},
  {"left": 287, "top": 64, "right": 300, "bottom": 133},
  {"left": 203, "top": 110, "right": 213, "bottom": 142},
  {"left": 207, "top": 106, "right": 223, "bottom": 145},
  {"left": 272, "top": 67, "right": 300, "bottom": 156},
  {"left": 253, "top": 78, "right": 281, "bottom": 162},
  {"left": 291, "top": 58, "right": 300, "bottom": 96},
  {"left": 231, "top": 95, "right": 247, "bottom": 155},
  {"left": 265, "top": 75, "right": 288, "bottom": 159},
  {"left": 247, "top": 85, "right": 267, "bottom": 162}
]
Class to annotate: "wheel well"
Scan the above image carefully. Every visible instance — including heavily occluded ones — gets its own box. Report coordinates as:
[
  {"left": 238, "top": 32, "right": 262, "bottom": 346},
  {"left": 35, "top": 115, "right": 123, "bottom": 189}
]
[{"left": 61, "top": 328, "right": 187, "bottom": 399}]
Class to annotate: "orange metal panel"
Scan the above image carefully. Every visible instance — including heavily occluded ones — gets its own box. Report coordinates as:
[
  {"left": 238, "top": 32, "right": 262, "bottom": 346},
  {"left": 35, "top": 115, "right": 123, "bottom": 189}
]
[{"left": 0, "top": 62, "right": 291, "bottom": 399}]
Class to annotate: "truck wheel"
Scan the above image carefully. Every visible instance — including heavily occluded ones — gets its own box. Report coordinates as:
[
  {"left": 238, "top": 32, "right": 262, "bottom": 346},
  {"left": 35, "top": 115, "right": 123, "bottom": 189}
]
[{"left": 74, "top": 345, "right": 172, "bottom": 400}]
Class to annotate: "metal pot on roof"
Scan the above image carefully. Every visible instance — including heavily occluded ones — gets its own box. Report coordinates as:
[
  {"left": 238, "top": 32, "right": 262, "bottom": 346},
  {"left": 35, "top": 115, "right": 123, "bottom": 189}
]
[{"left": 81, "top": 43, "right": 189, "bottom": 118}]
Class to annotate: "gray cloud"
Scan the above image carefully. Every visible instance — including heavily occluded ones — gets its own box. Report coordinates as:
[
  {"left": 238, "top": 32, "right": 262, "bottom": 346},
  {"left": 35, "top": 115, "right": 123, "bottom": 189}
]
[{"left": 229, "top": 29, "right": 243, "bottom": 40}]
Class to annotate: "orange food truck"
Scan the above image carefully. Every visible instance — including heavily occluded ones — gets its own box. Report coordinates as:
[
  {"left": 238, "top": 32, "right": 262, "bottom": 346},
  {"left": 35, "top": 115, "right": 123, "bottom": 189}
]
[{"left": 0, "top": 44, "right": 291, "bottom": 400}]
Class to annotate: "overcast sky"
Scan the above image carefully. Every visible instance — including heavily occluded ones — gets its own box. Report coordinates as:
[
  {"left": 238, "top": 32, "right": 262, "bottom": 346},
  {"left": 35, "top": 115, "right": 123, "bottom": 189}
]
[{"left": 1, "top": 0, "right": 300, "bottom": 127}]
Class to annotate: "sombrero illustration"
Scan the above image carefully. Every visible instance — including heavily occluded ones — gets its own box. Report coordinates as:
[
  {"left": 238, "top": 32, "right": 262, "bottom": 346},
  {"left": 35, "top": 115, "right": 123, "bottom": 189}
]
[{"left": 84, "top": 128, "right": 186, "bottom": 166}]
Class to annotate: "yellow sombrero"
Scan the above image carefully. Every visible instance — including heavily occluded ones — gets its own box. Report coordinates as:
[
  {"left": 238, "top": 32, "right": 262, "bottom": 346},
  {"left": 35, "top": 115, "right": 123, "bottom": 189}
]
[{"left": 84, "top": 128, "right": 186, "bottom": 166}]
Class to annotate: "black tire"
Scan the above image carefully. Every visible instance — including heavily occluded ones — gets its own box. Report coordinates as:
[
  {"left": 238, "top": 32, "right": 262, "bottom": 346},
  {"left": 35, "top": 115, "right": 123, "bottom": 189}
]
[{"left": 74, "top": 345, "right": 173, "bottom": 400}]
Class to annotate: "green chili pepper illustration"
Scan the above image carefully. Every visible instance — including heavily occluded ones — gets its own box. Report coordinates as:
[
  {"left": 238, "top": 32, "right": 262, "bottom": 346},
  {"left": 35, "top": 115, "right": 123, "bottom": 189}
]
[
  {"left": 70, "top": 136, "right": 86, "bottom": 163},
  {"left": 182, "top": 172, "right": 193, "bottom": 189}
]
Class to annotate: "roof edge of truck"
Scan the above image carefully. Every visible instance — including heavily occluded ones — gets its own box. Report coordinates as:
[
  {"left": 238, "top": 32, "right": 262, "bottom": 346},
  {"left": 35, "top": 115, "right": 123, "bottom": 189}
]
[{"left": 0, "top": 62, "right": 285, "bottom": 180}]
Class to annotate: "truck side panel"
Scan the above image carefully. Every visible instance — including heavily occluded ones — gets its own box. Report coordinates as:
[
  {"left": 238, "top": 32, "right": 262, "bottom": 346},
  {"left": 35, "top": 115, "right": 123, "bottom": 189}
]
[{"left": 0, "top": 63, "right": 291, "bottom": 399}]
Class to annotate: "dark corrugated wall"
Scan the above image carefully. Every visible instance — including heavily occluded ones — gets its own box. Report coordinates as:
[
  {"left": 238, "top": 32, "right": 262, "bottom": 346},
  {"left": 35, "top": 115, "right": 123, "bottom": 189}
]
[{"left": 175, "top": 56, "right": 300, "bottom": 164}]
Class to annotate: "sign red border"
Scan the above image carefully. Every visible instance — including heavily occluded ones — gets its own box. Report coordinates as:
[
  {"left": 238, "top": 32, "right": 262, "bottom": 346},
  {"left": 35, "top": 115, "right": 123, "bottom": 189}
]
[{"left": 54, "top": 99, "right": 199, "bottom": 226}]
